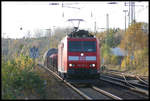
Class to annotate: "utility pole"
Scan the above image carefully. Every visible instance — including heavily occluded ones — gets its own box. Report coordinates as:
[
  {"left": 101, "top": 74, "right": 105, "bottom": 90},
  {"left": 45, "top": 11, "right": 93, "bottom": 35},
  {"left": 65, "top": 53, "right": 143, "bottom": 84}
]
[
  {"left": 106, "top": 13, "right": 109, "bottom": 34},
  {"left": 128, "top": 1, "right": 131, "bottom": 25},
  {"left": 123, "top": 10, "right": 128, "bottom": 32},
  {"left": 131, "top": 1, "right": 135, "bottom": 24},
  {"left": 125, "top": 1, "right": 133, "bottom": 25},
  {"left": 45, "top": 28, "right": 51, "bottom": 48},
  {"left": 125, "top": 1, "right": 144, "bottom": 26},
  {"left": 94, "top": 21, "right": 97, "bottom": 35}
]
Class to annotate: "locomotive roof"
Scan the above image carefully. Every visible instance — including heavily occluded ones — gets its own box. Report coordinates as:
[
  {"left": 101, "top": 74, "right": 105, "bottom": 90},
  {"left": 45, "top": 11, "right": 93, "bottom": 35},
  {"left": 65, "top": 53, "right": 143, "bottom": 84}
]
[
  {"left": 59, "top": 29, "right": 96, "bottom": 44},
  {"left": 67, "top": 29, "right": 95, "bottom": 38},
  {"left": 60, "top": 36, "right": 96, "bottom": 43}
]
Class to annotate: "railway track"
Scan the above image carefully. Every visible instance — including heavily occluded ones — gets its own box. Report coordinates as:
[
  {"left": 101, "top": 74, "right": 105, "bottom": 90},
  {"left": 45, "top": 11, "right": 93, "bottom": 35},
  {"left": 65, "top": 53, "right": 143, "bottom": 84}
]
[
  {"left": 101, "top": 74, "right": 148, "bottom": 89},
  {"left": 104, "top": 69, "right": 149, "bottom": 83},
  {"left": 100, "top": 73, "right": 149, "bottom": 96},
  {"left": 37, "top": 63, "right": 122, "bottom": 100},
  {"left": 74, "top": 86, "right": 122, "bottom": 100},
  {"left": 93, "top": 78, "right": 149, "bottom": 99},
  {"left": 102, "top": 69, "right": 149, "bottom": 91},
  {"left": 37, "top": 63, "right": 148, "bottom": 99}
]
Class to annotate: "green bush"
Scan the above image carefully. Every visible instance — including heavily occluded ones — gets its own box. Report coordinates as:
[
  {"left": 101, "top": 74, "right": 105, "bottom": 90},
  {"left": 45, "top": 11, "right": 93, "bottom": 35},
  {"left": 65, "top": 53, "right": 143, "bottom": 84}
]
[
  {"left": 101, "top": 44, "right": 111, "bottom": 64},
  {"left": 2, "top": 55, "right": 46, "bottom": 99}
]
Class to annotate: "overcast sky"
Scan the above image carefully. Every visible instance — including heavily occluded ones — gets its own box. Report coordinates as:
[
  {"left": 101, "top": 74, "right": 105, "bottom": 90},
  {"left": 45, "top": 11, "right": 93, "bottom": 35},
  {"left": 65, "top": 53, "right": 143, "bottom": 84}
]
[{"left": 2, "top": 1, "right": 149, "bottom": 38}]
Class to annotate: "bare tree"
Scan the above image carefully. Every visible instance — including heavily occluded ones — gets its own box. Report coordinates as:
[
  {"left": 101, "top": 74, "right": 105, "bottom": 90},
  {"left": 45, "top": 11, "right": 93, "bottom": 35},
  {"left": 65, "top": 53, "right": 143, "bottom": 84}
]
[
  {"left": 45, "top": 29, "right": 51, "bottom": 37},
  {"left": 54, "top": 27, "right": 73, "bottom": 40},
  {"left": 25, "top": 30, "right": 31, "bottom": 38},
  {"left": 34, "top": 29, "right": 43, "bottom": 38}
]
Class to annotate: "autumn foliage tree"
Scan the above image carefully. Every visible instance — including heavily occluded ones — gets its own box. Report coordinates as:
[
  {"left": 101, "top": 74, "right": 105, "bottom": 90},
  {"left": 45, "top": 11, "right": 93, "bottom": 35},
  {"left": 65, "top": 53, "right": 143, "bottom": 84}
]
[
  {"left": 96, "top": 28, "right": 124, "bottom": 65},
  {"left": 120, "top": 22, "right": 148, "bottom": 74},
  {"left": 120, "top": 22, "right": 148, "bottom": 53}
]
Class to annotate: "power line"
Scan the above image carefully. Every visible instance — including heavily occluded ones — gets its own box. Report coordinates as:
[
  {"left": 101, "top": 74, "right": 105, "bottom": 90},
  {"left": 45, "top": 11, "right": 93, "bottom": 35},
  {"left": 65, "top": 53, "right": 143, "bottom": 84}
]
[{"left": 124, "top": 1, "right": 145, "bottom": 25}]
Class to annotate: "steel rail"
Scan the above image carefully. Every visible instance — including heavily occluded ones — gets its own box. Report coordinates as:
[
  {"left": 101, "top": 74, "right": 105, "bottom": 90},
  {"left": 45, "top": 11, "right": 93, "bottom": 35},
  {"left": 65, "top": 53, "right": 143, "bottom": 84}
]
[
  {"left": 99, "top": 76, "right": 149, "bottom": 96},
  {"left": 101, "top": 74, "right": 148, "bottom": 89},
  {"left": 108, "top": 71, "right": 149, "bottom": 86},
  {"left": 39, "top": 63, "right": 148, "bottom": 96},
  {"left": 105, "top": 69, "right": 149, "bottom": 81},
  {"left": 135, "top": 75, "right": 148, "bottom": 85},
  {"left": 121, "top": 73, "right": 148, "bottom": 89},
  {"left": 45, "top": 65, "right": 123, "bottom": 100},
  {"left": 38, "top": 64, "right": 123, "bottom": 100},
  {"left": 38, "top": 64, "right": 92, "bottom": 100},
  {"left": 122, "top": 74, "right": 137, "bottom": 88},
  {"left": 92, "top": 86, "right": 122, "bottom": 100}
]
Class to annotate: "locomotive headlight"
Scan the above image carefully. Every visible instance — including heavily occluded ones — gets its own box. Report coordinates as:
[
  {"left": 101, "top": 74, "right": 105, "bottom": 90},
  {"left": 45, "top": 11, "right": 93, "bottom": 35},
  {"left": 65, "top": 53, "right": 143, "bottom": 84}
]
[
  {"left": 92, "top": 64, "right": 96, "bottom": 67},
  {"left": 81, "top": 53, "right": 84, "bottom": 56},
  {"left": 69, "top": 64, "right": 75, "bottom": 67},
  {"left": 69, "top": 64, "right": 72, "bottom": 67},
  {"left": 90, "top": 64, "right": 96, "bottom": 67}
]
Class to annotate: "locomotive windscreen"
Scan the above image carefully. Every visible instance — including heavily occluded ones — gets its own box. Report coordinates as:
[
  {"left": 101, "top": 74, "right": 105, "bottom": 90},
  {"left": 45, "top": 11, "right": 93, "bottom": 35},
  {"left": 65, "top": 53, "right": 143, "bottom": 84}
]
[{"left": 68, "top": 41, "right": 96, "bottom": 52}]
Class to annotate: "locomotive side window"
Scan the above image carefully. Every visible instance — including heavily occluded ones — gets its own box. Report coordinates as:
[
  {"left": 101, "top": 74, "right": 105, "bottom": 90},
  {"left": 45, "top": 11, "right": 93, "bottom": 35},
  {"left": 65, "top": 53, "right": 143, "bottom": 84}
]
[{"left": 68, "top": 41, "right": 96, "bottom": 52}]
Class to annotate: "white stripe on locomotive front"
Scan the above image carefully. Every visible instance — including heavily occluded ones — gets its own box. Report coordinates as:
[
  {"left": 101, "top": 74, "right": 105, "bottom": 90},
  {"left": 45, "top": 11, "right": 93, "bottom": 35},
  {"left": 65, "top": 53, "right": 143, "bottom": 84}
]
[
  {"left": 69, "top": 56, "right": 79, "bottom": 60},
  {"left": 69, "top": 56, "right": 96, "bottom": 61},
  {"left": 85, "top": 56, "right": 96, "bottom": 60}
]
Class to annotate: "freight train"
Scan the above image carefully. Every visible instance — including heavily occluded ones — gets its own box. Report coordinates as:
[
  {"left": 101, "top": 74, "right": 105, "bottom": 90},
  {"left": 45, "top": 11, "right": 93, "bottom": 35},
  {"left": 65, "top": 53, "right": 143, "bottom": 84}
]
[{"left": 43, "top": 28, "right": 100, "bottom": 83}]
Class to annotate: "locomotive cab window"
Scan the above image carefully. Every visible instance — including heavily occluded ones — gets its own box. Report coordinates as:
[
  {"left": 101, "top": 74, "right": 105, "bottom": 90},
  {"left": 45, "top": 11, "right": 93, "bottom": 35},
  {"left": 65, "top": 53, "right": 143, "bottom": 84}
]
[{"left": 68, "top": 41, "right": 96, "bottom": 52}]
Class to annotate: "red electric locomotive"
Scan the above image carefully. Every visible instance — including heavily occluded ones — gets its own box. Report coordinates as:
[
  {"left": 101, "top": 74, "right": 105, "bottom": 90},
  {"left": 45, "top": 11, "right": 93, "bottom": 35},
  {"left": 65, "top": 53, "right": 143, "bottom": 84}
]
[{"left": 58, "top": 28, "right": 100, "bottom": 83}]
